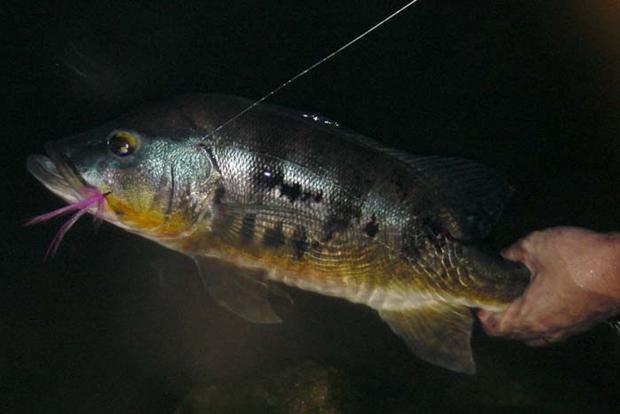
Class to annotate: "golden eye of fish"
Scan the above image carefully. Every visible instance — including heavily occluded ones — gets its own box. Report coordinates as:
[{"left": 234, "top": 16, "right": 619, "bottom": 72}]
[{"left": 107, "top": 130, "right": 138, "bottom": 157}]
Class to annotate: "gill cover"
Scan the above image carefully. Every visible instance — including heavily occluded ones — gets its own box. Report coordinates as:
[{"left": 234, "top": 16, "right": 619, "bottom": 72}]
[{"left": 103, "top": 134, "right": 216, "bottom": 237}]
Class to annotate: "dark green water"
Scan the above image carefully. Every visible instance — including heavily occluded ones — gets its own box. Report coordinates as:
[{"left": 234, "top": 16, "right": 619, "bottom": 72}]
[{"left": 3, "top": 1, "right": 619, "bottom": 412}]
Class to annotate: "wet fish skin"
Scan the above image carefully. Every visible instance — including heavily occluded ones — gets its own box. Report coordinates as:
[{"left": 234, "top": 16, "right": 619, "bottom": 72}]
[{"left": 28, "top": 94, "right": 529, "bottom": 374}]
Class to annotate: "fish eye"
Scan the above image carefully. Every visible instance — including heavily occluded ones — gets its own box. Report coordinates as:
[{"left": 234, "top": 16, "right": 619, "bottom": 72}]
[{"left": 107, "top": 130, "right": 139, "bottom": 157}]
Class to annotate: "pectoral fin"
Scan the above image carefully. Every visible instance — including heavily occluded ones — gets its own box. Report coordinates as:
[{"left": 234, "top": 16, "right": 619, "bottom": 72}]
[
  {"left": 379, "top": 301, "right": 475, "bottom": 374},
  {"left": 194, "top": 256, "right": 286, "bottom": 324}
]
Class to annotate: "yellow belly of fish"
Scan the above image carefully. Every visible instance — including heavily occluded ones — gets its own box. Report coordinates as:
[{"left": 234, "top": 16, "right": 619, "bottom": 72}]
[{"left": 169, "top": 225, "right": 508, "bottom": 312}]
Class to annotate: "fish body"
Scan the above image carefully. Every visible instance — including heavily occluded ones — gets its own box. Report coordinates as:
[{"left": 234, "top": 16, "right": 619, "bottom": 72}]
[{"left": 28, "top": 94, "right": 529, "bottom": 373}]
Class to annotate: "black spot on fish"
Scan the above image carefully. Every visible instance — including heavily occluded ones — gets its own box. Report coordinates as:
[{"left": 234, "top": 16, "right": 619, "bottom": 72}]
[
  {"left": 240, "top": 213, "right": 256, "bottom": 244},
  {"left": 313, "top": 190, "right": 323, "bottom": 202},
  {"left": 424, "top": 218, "right": 454, "bottom": 248},
  {"left": 364, "top": 215, "right": 379, "bottom": 238},
  {"left": 209, "top": 185, "right": 230, "bottom": 235},
  {"left": 163, "top": 166, "right": 175, "bottom": 217},
  {"left": 311, "top": 240, "right": 320, "bottom": 250},
  {"left": 263, "top": 222, "right": 285, "bottom": 248},
  {"left": 424, "top": 218, "right": 446, "bottom": 238},
  {"left": 254, "top": 164, "right": 321, "bottom": 204},
  {"left": 301, "top": 189, "right": 323, "bottom": 203},
  {"left": 322, "top": 202, "right": 361, "bottom": 242},
  {"left": 280, "top": 182, "right": 302, "bottom": 203},
  {"left": 291, "top": 225, "right": 309, "bottom": 259},
  {"left": 322, "top": 218, "right": 348, "bottom": 242}
]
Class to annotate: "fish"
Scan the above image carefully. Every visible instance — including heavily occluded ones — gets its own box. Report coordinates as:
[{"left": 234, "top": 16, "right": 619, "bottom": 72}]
[{"left": 27, "top": 94, "right": 530, "bottom": 374}]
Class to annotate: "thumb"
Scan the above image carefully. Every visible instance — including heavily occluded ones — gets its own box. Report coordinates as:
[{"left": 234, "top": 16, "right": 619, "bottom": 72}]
[
  {"left": 501, "top": 235, "right": 537, "bottom": 275},
  {"left": 501, "top": 241, "right": 526, "bottom": 263}
]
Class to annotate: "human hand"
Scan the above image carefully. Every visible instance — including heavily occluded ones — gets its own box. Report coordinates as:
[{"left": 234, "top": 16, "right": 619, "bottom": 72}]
[{"left": 478, "top": 227, "right": 620, "bottom": 346}]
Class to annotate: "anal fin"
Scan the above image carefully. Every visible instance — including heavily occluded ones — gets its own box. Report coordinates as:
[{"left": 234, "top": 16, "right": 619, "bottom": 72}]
[
  {"left": 195, "top": 256, "right": 287, "bottom": 324},
  {"left": 379, "top": 301, "right": 476, "bottom": 374}
]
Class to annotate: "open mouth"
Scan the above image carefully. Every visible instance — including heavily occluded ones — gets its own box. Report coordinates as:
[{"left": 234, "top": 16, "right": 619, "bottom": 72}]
[
  {"left": 27, "top": 143, "right": 110, "bottom": 257},
  {"left": 27, "top": 142, "right": 88, "bottom": 204}
]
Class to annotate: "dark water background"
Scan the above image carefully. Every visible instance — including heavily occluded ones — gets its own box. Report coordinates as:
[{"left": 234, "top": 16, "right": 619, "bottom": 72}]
[{"left": 2, "top": 1, "right": 619, "bottom": 413}]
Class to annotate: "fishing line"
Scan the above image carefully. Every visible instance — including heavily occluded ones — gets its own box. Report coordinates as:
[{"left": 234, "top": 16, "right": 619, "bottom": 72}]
[{"left": 207, "top": 0, "right": 422, "bottom": 136}]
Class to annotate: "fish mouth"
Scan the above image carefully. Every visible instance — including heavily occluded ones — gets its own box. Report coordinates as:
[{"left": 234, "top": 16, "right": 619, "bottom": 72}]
[{"left": 27, "top": 142, "right": 90, "bottom": 204}]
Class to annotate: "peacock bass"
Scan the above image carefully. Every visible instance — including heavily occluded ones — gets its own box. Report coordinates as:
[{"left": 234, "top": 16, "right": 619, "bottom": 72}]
[{"left": 28, "top": 94, "right": 529, "bottom": 374}]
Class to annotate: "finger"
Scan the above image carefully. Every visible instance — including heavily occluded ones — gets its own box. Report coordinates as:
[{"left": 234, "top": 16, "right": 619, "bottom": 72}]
[
  {"left": 501, "top": 231, "right": 548, "bottom": 271},
  {"left": 500, "top": 241, "right": 527, "bottom": 262},
  {"left": 496, "top": 296, "right": 527, "bottom": 334},
  {"left": 503, "top": 249, "right": 539, "bottom": 287},
  {"left": 477, "top": 309, "right": 504, "bottom": 336}
]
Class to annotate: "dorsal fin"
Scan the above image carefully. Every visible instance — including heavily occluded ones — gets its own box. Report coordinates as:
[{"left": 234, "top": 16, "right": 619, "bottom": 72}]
[
  {"left": 389, "top": 153, "right": 513, "bottom": 240},
  {"left": 342, "top": 133, "right": 513, "bottom": 240}
]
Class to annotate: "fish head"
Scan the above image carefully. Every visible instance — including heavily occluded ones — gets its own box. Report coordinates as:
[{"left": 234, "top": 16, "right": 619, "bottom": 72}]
[{"left": 28, "top": 104, "right": 222, "bottom": 240}]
